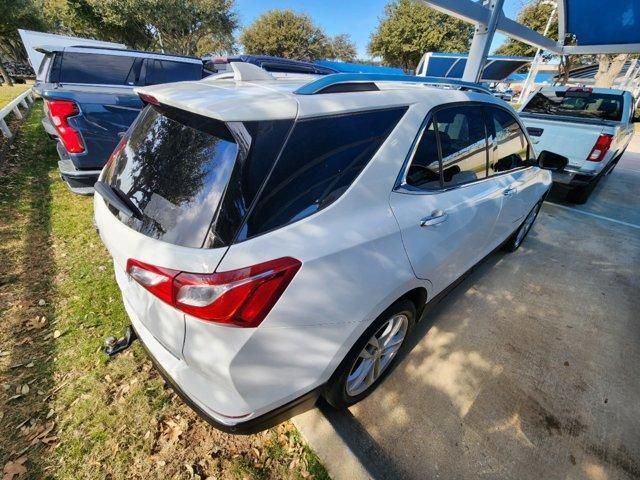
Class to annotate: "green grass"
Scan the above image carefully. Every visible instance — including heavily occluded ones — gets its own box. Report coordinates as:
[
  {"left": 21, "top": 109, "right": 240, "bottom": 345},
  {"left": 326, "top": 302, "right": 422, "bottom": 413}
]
[
  {"left": 0, "top": 82, "right": 32, "bottom": 109},
  {"left": 0, "top": 105, "right": 329, "bottom": 480}
]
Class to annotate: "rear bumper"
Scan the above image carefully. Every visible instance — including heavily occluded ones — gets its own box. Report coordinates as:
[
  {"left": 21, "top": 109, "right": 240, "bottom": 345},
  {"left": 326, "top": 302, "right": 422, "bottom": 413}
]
[
  {"left": 57, "top": 147, "right": 101, "bottom": 195},
  {"left": 551, "top": 167, "right": 598, "bottom": 188},
  {"left": 123, "top": 295, "right": 321, "bottom": 434},
  {"left": 134, "top": 323, "right": 321, "bottom": 434}
]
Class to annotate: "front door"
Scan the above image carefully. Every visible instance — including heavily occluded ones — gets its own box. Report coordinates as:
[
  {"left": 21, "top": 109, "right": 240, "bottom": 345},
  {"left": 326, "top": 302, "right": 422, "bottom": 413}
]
[
  {"left": 390, "top": 104, "right": 504, "bottom": 296},
  {"left": 485, "top": 106, "right": 540, "bottom": 248}
]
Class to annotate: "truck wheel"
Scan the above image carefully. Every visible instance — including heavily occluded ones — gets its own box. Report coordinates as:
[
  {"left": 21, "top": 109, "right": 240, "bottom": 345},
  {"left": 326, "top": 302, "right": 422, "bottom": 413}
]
[{"left": 324, "top": 299, "right": 416, "bottom": 408}]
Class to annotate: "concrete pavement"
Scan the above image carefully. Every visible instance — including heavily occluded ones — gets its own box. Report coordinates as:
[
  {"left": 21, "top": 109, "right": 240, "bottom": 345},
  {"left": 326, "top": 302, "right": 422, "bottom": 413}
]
[{"left": 295, "top": 135, "right": 640, "bottom": 480}]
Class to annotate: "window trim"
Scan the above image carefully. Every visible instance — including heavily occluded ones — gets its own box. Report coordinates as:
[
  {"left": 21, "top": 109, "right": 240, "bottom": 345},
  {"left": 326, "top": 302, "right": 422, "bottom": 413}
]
[{"left": 395, "top": 101, "right": 535, "bottom": 195}]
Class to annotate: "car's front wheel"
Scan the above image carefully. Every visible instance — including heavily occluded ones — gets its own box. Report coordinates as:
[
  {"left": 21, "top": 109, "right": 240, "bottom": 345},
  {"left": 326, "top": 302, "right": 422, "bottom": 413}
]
[
  {"left": 503, "top": 200, "right": 542, "bottom": 252},
  {"left": 324, "top": 299, "right": 416, "bottom": 408}
]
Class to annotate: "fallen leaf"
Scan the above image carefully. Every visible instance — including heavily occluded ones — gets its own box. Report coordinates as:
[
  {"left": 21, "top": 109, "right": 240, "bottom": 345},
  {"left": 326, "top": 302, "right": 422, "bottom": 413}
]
[
  {"left": 38, "top": 299, "right": 46, "bottom": 306},
  {"left": 46, "top": 410, "right": 54, "bottom": 419},
  {"left": 2, "top": 456, "right": 27, "bottom": 480},
  {"left": 53, "top": 331, "right": 61, "bottom": 339},
  {"left": 20, "top": 385, "right": 29, "bottom": 395}
]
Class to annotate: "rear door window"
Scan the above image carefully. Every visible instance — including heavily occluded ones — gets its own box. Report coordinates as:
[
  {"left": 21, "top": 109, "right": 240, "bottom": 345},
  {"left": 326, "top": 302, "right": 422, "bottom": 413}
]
[
  {"left": 60, "top": 53, "right": 136, "bottom": 85},
  {"left": 436, "top": 105, "right": 488, "bottom": 187},
  {"left": 405, "top": 105, "right": 489, "bottom": 190},
  {"left": 144, "top": 59, "right": 202, "bottom": 85},
  {"left": 240, "top": 107, "right": 407, "bottom": 240}
]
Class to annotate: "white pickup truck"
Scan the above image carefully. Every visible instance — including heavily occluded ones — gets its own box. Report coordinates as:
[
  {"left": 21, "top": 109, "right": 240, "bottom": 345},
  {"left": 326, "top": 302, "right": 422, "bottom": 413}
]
[{"left": 519, "top": 86, "right": 636, "bottom": 203}]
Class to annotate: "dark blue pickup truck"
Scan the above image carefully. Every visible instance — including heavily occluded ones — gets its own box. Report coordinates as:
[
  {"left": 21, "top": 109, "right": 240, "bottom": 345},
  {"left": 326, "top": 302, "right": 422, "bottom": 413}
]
[{"left": 34, "top": 46, "right": 209, "bottom": 194}]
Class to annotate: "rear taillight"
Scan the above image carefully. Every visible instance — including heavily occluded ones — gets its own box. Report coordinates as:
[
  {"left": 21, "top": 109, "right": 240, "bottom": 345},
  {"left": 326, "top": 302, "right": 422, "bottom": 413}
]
[
  {"left": 46, "top": 100, "right": 85, "bottom": 153},
  {"left": 587, "top": 134, "right": 614, "bottom": 162},
  {"left": 126, "top": 257, "right": 301, "bottom": 328}
]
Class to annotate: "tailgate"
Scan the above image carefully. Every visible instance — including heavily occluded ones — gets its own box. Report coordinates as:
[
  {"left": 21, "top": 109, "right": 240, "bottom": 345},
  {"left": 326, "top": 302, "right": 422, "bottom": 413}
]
[
  {"left": 521, "top": 116, "right": 605, "bottom": 169},
  {"left": 94, "top": 195, "right": 228, "bottom": 358}
]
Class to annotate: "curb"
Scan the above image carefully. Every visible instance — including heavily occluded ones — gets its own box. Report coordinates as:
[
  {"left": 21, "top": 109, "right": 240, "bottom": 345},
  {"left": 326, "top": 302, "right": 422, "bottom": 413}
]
[{"left": 293, "top": 407, "right": 372, "bottom": 480}]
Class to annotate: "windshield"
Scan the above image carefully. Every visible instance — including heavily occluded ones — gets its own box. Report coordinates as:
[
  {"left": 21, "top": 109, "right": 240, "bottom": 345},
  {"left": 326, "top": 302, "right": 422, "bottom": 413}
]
[
  {"left": 103, "top": 105, "right": 292, "bottom": 248},
  {"left": 522, "top": 90, "right": 623, "bottom": 121}
]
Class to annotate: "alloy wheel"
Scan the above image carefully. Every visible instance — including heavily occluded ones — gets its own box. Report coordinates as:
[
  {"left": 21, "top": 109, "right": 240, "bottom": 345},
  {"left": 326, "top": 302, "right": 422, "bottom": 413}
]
[{"left": 345, "top": 314, "right": 409, "bottom": 397}]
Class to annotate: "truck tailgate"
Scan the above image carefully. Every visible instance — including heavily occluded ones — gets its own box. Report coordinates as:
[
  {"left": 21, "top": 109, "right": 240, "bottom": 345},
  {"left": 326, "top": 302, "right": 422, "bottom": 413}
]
[{"left": 521, "top": 116, "right": 606, "bottom": 169}]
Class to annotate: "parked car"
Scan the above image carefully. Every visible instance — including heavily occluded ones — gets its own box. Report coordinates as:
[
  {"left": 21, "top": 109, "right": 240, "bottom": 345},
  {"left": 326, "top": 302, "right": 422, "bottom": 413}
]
[
  {"left": 94, "top": 67, "right": 552, "bottom": 433},
  {"left": 33, "top": 45, "right": 211, "bottom": 194},
  {"left": 492, "top": 88, "right": 514, "bottom": 102},
  {"left": 519, "top": 86, "right": 636, "bottom": 203},
  {"left": 205, "top": 55, "right": 337, "bottom": 76}
]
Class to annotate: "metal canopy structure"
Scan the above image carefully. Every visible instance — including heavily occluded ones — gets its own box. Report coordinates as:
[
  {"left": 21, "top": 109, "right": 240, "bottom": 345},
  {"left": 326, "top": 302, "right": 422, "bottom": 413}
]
[
  {"left": 416, "top": 52, "right": 532, "bottom": 81},
  {"left": 421, "top": 0, "right": 640, "bottom": 82}
]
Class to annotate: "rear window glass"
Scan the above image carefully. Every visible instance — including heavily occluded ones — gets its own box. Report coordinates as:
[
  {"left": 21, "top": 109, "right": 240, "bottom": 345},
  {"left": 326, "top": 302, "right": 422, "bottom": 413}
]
[
  {"left": 240, "top": 107, "right": 408, "bottom": 240},
  {"left": 60, "top": 53, "right": 136, "bottom": 85},
  {"left": 522, "top": 90, "right": 623, "bottom": 121},
  {"left": 36, "top": 53, "right": 53, "bottom": 82},
  {"left": 103, "top": 106, "right": 292, "bottom": 248},
  {"left": 144, "top": 59, "right": 202, "bottom": 85}
]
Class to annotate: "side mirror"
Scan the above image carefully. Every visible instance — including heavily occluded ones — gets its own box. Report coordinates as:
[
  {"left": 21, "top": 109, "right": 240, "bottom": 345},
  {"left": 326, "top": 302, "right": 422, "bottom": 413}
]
[{"left": 537, "top": 150, "right": 569, "bottom": 171}]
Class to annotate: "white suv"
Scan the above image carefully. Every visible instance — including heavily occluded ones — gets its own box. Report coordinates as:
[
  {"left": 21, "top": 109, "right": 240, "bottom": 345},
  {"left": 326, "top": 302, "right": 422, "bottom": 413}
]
[{"left": 94, "top": 67, "right": 552, "bottom": 433}]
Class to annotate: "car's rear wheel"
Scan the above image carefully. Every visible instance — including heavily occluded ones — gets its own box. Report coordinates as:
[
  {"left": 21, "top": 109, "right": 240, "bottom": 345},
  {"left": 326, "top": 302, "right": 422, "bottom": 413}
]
[
  {"left": 324, "top": 299, "right": 416, "bottom": 408},
  {"left": 503, "top": 200, "right": 542, "bottom": 252}
]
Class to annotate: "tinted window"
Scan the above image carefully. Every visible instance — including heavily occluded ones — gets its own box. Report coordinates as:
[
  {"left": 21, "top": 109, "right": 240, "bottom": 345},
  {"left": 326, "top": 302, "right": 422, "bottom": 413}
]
[
  {"left": 522, "top": 90, "right": 624, "bottom": 121},
  {"left": 103, "top": 106, "right": 292, "bottom": 248},
  {"left": 60, "top": 53, "right": 136, "bottom": 85},
  {"left": 436, "top": 106, "right": 488, "bottom": 187},
  {"left": 405, "top": 121, "right": 442, "bottom": 190},
  {"left": 144, "top": 59, "right": 202, "bottom": 85},
  {"left": 240, "top": 107, "right": 408, "bottom": 240},
  {"left": 487, "top": 107, "right": 530, "bottom": 174}
]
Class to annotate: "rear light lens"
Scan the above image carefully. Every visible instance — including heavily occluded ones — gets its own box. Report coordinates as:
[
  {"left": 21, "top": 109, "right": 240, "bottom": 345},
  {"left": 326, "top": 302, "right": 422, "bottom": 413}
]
[
  {"left": 138, "top": 93, "right": 159, "bottom": 105},
  {"left": 126, "top": 257, "right": 301, "bottom": 328},
  {"left": 587, "top": 134, "right": 614, "bottom": 162},
  {"left": 46, "top": 99, "right": 85, "bottom": 153}
]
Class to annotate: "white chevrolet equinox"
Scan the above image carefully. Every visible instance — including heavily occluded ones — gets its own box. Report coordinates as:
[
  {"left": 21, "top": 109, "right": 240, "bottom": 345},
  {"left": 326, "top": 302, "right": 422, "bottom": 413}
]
[{"left": 94, "top": 65, "right": 552, "bottom": 433}]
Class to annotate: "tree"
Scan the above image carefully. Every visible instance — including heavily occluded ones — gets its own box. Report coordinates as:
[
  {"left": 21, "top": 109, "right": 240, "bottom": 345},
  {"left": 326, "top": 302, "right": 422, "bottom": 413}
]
[
  {"left": 495, "top": 0, "right": 557, "bottom": 58},
  {"left": 0, "top": 0, "right": 49, "bottom": 85},
  {"left": 368, "top": 0, "right": 472, "bottom": 71},
  {"left": 44, "top": 0, "right": 237, "bottom": 56},
  {"left": 328, "top": 34, "right": 357, "bottom": 62},
  {"left": 240, "top": 10, "right": 331, "bottom": 60},
  {"left": 594, "top": 54, "right": 629, "bottom": 87}
]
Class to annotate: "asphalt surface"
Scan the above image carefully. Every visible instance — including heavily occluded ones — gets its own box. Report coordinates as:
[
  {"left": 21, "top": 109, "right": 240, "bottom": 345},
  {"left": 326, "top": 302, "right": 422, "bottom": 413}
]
[{"left": 318, "top": 135, "right": 640, "bottom": 480}]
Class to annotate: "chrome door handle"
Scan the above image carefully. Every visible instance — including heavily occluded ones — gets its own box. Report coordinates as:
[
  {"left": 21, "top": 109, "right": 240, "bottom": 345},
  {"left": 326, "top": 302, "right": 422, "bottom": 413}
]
[
  {"left": 503, "top": 187, "right": 517, "bottom": 196},
  {"left": 420, "top": 210, "right": 448, "bottom": 227}
]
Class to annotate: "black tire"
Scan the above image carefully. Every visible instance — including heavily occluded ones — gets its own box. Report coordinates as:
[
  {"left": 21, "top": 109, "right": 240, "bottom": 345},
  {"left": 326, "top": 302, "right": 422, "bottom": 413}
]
[
  {"left": 566, "top": 182, "right": 595, "bottom": 204},
  {"left": 503, "top": 200, "right": 542, "bottom": 252},
  {"left": 324, "top": 299, "right": 416, "bottom": 408}
]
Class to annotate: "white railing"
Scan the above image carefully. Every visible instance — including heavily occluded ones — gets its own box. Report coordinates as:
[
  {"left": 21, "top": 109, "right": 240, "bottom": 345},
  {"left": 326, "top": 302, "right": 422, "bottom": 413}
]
[{"left": 0, "top": 89, "right": 35, "bottom": 139}]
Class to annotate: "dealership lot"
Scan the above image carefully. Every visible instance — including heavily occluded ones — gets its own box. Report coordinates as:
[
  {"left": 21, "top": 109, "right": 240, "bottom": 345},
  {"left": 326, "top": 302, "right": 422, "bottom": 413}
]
[{"left": 310, "top": 135, "right": 640, "bottom": 480}]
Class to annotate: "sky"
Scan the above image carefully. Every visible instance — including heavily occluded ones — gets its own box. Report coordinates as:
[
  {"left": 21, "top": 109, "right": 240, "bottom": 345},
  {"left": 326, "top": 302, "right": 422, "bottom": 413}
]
[{"left": 234, "top": 0, "right": 531, "bottom": 59}]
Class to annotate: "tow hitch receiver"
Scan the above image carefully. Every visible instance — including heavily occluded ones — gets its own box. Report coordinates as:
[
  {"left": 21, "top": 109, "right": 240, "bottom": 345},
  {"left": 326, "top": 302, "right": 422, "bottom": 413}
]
[{"left": 104, "top": 326, "right": 137, "bottom": 356}]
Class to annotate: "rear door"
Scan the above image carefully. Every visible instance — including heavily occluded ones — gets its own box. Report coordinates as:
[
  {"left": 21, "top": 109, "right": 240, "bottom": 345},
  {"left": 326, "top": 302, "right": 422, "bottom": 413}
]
[{"left": 390, "top": 104, "right": 504, "bottom": 295}]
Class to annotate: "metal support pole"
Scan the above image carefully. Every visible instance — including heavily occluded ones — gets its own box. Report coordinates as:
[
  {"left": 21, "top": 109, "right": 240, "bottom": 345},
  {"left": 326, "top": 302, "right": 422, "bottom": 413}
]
[
  {"left": 520, "top": 3, "right": 557, "bottom": 103},
  {"left": 462, "top": 0, "right": 505, "bottom": 83},
  {"left": 12, "top": 106, "right": 23, "bottom": 120}
]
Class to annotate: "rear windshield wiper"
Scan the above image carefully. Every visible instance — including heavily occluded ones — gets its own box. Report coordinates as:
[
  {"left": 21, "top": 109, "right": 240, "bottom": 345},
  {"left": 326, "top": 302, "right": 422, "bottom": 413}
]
[{"left": 94, "top": 181, "right": 142, "bottom": 219}]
